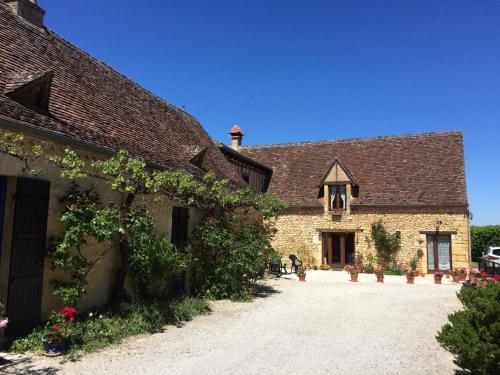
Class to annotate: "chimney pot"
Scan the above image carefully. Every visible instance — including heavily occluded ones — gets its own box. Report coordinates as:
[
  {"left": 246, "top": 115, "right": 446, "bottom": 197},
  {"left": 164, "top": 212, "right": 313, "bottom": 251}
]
[
  {"left": 229, "top": 125, "right": 244, "bottom": 151},
  {"left": 5, "top": 0, "right": 45, "bottom": 28}
]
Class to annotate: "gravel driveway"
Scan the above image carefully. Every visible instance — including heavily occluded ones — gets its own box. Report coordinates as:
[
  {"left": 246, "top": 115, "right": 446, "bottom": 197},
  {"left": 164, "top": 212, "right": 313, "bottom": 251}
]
[{"left": 1, "top": 271, "right": 462, "bottom": 375}]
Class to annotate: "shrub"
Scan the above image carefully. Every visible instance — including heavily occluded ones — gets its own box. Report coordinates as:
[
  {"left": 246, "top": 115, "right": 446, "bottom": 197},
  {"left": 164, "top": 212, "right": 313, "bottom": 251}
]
[
  {"left": 10, "top": 297, "right": 209, "bottom": 356},
  {"left": 436, "top": 283, "right": 500, "bottom": 375},
  {"left": 371, "top": 221, "right": 401, "bottom": 267},
  {"left": 384, "top": 262, "right": 405, "bottom": 275},
  {"left": 193, "top": 213, "right": 275, "bottom": 301},
  {"left": 471, "top": 225, "right": 500, "bottom": 261}
]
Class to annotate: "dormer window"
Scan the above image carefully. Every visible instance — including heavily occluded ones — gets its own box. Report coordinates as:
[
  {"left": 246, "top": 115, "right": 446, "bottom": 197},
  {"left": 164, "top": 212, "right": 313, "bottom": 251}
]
[
  {"left": 5, "top": 71, "right": 53, "bottom": 114},
  {"left": 319, "top": 159, "right": 357, "bottom": 214},
  {"left": 329, "top": 185, "right": 346, "bottom": 211}
]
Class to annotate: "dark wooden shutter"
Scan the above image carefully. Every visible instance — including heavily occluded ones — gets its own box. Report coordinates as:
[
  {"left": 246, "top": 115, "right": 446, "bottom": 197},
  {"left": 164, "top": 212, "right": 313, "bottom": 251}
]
[
  {"left": 7, "top": 177, "right": 50, "bottom": 335},
  {"left": 171, "top": 207, "right": 189, "bottom": 248}
]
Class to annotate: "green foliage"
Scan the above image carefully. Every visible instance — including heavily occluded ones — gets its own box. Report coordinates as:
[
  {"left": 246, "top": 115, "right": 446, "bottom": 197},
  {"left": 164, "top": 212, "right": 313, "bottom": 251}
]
[
  {"left": 383, "top": 262, "right": 405, "bottom": 275},
  {"left": 193, "top": 213, "right": 275, "bottom": 301},
  {"left": 127, "top": 209, "right": 188, "bottom": 294},
  {"left": 48, "top": 183, "right": 123, "bottom": 305},
  {"left": 10, "top": 297, "right": 209, "bottom": 357},
  {"left": 471, "top": 225, "right": 500, "bottom": 261},
  {"left": 364, "top": 253, "right": 375, "bottom": 273},
  {"left": 371, "top": 221, "right": 401, "bottom": 267},
  {"left": 436, "top": 283, "right": 500, "bottom": 375},
  {"left": 354, "top": 253, "right": 364, "bottom": 269}
]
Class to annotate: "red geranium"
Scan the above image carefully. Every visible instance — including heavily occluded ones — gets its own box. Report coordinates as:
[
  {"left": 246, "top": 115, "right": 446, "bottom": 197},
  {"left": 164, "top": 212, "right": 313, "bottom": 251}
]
[
  {"left": 53, "top": 325, "right": 62, "bottom": 331},
  {"left": 61, "top": 307, "right": 77, "bottom": 321}
]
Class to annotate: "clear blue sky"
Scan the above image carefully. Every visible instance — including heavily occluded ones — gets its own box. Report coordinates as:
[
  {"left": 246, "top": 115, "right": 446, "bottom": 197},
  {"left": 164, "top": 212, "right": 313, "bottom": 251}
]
[{"left": 40, "top": 0, "right": 499, "bottom": 225}]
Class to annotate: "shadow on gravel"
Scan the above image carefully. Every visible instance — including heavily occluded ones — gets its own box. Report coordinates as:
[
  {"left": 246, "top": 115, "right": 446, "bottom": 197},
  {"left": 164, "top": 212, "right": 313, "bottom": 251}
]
[
  {"left": 253, "top": 284, "right": 281, "bottom": 299},
  {"left": 0, "top": 355, "right": 58, "bottom": 374}
]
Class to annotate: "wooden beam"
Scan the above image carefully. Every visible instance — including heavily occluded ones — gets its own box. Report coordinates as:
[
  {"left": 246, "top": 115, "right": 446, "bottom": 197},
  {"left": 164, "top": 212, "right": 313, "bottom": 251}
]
[
  {"left": 340, "top": 233, "right": 346, "bottom": 266},
  {"left": 327, "top": 234, "right": 333, "bottom": 265}
]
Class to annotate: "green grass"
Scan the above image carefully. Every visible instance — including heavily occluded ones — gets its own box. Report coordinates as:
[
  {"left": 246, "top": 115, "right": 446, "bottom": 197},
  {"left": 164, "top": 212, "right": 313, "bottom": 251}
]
[{"left": 9, "top": 297, "right": 209, "bottom": 358}]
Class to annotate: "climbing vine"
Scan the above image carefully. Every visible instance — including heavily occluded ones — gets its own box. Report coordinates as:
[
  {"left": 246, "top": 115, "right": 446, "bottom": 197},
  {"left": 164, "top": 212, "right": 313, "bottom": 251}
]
[
  {"left": 0, "top": 130, "right": 287, "bottom": 304},
  {"left": 370, "top": 221, "right": 401, "bottom": 267}
]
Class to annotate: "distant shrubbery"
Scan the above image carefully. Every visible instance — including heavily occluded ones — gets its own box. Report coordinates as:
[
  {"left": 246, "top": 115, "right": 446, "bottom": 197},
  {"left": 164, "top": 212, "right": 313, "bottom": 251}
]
[{"left": 471, "top": 225, "right": 500, "bottom": 261}]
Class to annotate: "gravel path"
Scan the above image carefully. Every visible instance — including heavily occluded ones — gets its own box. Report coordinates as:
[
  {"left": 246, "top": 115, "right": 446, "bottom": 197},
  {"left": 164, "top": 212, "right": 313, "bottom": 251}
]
[{"left": 1, "top": 271, "right": 462, "bottom": 375}]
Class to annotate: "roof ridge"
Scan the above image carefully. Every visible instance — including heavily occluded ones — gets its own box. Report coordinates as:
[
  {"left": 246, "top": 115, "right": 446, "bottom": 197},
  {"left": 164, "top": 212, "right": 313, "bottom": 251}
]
[
  {"left": 0, "top": 1, "right": 198, "bottom": 123},
  {"left": 240, "top": 130, "right": 463, "bottom": 149}
]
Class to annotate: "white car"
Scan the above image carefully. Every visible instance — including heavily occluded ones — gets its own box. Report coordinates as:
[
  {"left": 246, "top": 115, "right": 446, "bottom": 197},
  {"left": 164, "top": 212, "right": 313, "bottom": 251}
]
[{"left": 481, "top": 246, "right": 500, "bottom": 265}]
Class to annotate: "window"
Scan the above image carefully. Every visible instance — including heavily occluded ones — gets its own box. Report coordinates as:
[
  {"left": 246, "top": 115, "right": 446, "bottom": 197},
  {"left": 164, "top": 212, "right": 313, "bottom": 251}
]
[
  {"left": 492, "top": 249, "right": 500, "bottom": 256},
  {"left": 171, "top": 207, "right": 189, "bottom": 248},
  {"left": 329, "top": 185, "right": 346, "bottom": 210},
  {"left": 427, "top": 234, "right": 451, "bottom": 272}
]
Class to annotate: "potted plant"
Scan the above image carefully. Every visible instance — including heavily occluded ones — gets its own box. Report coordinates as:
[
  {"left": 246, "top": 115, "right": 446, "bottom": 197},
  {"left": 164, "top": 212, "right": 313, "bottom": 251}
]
[
  {"left": 469, "top": 269, "right": 480, "bottom": 284},
  {"left": 297, "top": 267, "right": 306, "bottom": 281},
  {"left": 344, "top": 265, "right": 358, "bottom": 282},
  {"left": 354, "top": 254, "right": 364, "bottom": 273},
  {"left": 42, "top": 325, "right": 65, "bottom": 357},
  {"left": 434, "top": 271, "right": 444, "bottom": 284},
  {"left": 459, "top": 267, "right": 467, "bottom": 281},
  {"left": 41, "top": 306, "right": 77, "bottom": 357},
  {"left": 451, "top": 268, "right": 461, "bottom": 283},
  {"left": 406, "top": 270, "right": 415, "bottom": 284},
  {"left": 374, "top": 268, "right": 384, "bottom": 283}
]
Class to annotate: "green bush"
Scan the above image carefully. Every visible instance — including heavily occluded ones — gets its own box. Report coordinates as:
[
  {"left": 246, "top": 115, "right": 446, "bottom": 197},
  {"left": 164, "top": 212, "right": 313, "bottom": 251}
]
[
  {"left": 383, "top": 262, "right": 405, "bottom": 275},
  {"left": 471, "top": 225, "right": 500, "bottom": 261},
  {"left": 10, "top": 297, "right": 209, "bottom": 357},
  {"left": 193, "top": 213, "right": 274, "bottom": 301},
  {"left": 436, "top": 283, "right": 500, "bottom": 375}
]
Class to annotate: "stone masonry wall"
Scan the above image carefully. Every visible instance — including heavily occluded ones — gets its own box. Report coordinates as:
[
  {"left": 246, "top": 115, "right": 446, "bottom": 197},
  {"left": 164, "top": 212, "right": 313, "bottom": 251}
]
[{"left": 272, "top": 206, "right": 470, "bottom": 273}]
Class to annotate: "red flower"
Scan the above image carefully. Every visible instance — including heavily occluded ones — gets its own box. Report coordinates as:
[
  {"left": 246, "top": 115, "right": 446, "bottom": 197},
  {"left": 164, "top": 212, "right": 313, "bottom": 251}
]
[
  {"left": 493, "top": 275, "right": 500, "bottom": 282},
  {"left": 54, "top": 325, "right": 61, "bottom": 331},
  {"left": 61, "top": 307, "right": 77, "bottom": 321}
]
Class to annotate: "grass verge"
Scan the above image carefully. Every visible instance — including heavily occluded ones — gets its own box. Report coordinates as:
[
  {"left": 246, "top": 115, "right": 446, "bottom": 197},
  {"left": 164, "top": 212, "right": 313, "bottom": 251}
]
[{"left": 9, "top": 297, "right": 209, "bottom": 358}]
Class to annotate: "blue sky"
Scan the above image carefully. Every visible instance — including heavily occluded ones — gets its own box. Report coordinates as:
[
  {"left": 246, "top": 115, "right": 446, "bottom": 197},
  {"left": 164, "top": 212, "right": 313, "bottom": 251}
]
[{"left": 40, "top": 0, "right": 499, "bottom": 225}]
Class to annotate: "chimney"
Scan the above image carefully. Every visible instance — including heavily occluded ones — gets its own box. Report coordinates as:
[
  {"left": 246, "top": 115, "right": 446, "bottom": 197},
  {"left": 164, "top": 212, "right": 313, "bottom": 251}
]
[
  {"left": 5, "top": 0, "right": 45, "bottom": 28},
  {"left": 229, "top": 125, "right": 244, "bottom": 151}
]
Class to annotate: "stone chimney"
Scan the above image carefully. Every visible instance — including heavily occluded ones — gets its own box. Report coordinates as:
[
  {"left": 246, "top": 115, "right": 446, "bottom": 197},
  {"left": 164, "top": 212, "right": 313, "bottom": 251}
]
[
  {"left": 229, "top": 125, "right": 244, "bottom": 151},
  {"left": 5, "top": 0, "right": 45, "bottom": 28}
]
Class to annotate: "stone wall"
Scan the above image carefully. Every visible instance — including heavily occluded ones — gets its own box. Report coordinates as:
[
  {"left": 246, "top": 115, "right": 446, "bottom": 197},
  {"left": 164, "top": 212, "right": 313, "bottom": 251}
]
[
  {"left": 0, "top": 129, "right": 196, "bottom": 321},
  {"left": 272, "top": 206, "right": 470, "bottom": 273}
]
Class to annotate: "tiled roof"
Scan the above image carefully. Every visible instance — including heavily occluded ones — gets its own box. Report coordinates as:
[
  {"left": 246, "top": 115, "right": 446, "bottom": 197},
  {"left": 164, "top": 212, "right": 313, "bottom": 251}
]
[
  {"left": 240, "top": 132, "right": 468, "bottom": 208},
  {"left": 0, "top": 2, "right": 243, "bottom": 184}
]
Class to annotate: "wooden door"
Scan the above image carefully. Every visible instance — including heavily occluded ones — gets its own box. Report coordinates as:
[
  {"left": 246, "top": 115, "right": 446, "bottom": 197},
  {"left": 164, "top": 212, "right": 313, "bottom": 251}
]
[
  {"left": 426, "top": 234, "right": 452, "bottom": 272},
  {"left": 7, "top": 177, "right": 50, "bottom": 335},
  {"left": 171, "top": 206, "right": 189, "bottom": 249}
]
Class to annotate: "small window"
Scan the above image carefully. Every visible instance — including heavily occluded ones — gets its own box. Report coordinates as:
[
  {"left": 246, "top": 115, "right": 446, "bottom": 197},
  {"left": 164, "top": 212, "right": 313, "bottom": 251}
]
[
  {"left": 329, "top": 185, "right": 346, "bottom": 210},
  {"left": 492, "top": 249, "right": 500, "bottom": 256}
]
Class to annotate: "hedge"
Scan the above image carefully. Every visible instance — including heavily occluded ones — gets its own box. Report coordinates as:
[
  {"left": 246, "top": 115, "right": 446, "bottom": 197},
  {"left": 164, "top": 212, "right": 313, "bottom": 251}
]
[{"left": 471, "top": 225, "right": 500, "bottom": 261}]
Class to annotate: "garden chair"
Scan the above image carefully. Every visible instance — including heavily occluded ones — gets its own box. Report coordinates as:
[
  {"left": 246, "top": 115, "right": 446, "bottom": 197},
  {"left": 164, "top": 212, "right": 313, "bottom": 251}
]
[
  {"left": 269, "top": 257, "right": 282, "bottom": 274},
  {"left": 289, "top": 254, "right": 302, "bottom": 273}
]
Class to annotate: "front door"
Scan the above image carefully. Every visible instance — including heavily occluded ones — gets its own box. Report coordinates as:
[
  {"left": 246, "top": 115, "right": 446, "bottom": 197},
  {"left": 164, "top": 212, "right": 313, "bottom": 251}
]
[
  {"left": 7, "top": 177, "right": 50, "bottom": 335},
  {"left": 322, "top": 232, "right": 355, "bottom": 267},
  {"left": 426, "top": 234, "right": 452, "bottom": 273}
]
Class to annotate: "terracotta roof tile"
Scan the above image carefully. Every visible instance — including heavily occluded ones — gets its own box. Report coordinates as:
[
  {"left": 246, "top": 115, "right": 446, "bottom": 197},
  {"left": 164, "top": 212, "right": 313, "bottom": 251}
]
[
  {"left": 0, "top": 2, "right": 243, "bottom": 185},
  {"left": 240, "top": 132, "right": 468, "bottom": 208}
]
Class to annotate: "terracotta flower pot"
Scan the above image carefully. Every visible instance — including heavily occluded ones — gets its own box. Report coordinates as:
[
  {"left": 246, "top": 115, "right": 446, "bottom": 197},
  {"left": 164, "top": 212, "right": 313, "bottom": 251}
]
[
  {"left": 350, "top": 274, "right": 358, "bottom": 282},
  {"left": 376, "top": 275, "right": 384, "bottom": 283},
  {"left": 460, "top": 274, "right": 466, "bottom": 281},
  {"left": 407, "top": 276, "right": 415, "bottom": 284},
  {"left": 452, "top": 275, "right": 461, "bottom": 283},
  {"left": 434, "top": 277, "right": 442, "bottom": 284},
  {"left": 298, "top": 274, "right": 306, "bottom": 282}
]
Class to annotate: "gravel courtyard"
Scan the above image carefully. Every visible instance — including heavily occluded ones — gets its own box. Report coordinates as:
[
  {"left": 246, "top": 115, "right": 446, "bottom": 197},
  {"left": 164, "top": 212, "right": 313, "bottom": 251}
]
[{"left": 1, "top": 271, "right": 462, "bottom": 375}]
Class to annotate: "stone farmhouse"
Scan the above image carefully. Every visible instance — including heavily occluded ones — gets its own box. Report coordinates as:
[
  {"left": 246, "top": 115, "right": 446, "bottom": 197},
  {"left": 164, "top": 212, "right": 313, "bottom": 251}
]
[
  {"left": 0, "top": 0, "right": 257, "bottom": 335},
  {"left": 0, "top": 0, "right": 470, "bottom": 337},
  {"left": 234, "top": 129, "right": 470, "bottom": 272}
]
